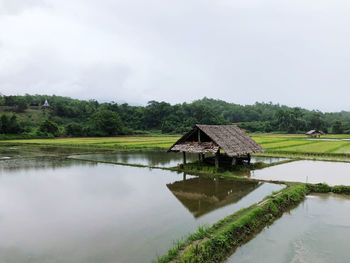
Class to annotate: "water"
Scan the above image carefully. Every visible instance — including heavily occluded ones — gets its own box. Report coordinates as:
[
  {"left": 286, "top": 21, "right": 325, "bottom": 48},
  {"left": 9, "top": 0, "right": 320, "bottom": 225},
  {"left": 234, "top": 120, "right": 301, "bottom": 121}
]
[
  {"left": 0, "top": 158, "right": 283, "bottom": 263},
  {"left": 70, "top": 152, "right": 287, "bottom": 167},
  {"left": 70, "top": 151, "right": 199, "bottom": 167},
  {"left": 250, "top": 160, "right": 350, "bottom": 185},
  {"left": 0, "top": 146, "right": 94, "bottom": 160},
  {"left": 306, "top": 138, "right": 350, "bottom": 141},
  {"left": 250, "top": 156, "right": 289, "bottom": 164},
  {"left": 306, "top": 138, "right": 342, "bottom": 141},
  {"left": 225, "top": 193, "right": 350, "bottom": 263}
]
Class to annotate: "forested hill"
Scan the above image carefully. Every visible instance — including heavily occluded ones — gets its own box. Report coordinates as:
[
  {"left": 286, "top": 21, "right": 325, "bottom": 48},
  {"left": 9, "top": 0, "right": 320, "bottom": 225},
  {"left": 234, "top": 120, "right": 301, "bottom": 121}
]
[{"left": 0, "top": 95, "right": 349, "bottom": 137}]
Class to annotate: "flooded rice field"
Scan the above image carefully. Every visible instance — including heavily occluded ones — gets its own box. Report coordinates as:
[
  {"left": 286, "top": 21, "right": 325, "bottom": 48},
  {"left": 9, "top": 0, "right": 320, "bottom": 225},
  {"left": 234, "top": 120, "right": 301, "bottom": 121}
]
[
  {"left": 251, "top": 160, "right": 350, "bottom": 185},
  {"left": 0, "top": 157, "right": 283, "bottom": 263},
  {"left": 225, "top": 193, "right": 350, "bottom": 263},
  {"left": 0, "top": 146, "right": 95, "bottom": 160},
  {"left": 69, "top": 151, "right": 287, "bottom": 167}
]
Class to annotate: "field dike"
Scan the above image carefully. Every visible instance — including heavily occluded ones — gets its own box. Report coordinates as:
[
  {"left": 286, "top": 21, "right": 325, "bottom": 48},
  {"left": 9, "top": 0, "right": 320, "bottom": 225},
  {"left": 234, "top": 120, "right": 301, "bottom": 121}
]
[
  {"left": 155, "top": 184, "right": 308, "bottom": 263},
  {"left": 172, "top": 159, "right": 295, "bottom": 175},
  {"left": 306, "top": 183, "right": 350, "bottom": 194},
  {"left": 259, "top": 150, "right": 350, "bottom": 162}
]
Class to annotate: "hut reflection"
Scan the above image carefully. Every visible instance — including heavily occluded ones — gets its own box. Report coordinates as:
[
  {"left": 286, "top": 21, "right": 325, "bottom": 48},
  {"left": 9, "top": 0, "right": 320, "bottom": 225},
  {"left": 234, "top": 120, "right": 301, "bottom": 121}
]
[{"left": 167, "top": 174, "right": 261, "bottom": 218}]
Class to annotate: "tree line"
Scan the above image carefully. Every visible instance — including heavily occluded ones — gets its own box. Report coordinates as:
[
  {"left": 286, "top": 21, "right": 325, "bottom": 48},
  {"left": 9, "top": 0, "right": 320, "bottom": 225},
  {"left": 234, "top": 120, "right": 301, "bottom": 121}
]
[{"left": 0, "top": 95, "right": 349, "bottom": 137}]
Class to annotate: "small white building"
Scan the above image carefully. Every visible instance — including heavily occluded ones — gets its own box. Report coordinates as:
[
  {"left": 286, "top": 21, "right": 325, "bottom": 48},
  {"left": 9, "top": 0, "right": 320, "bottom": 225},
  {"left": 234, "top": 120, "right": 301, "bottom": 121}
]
[{"left": 42, "top": 100, "right": 51, "bottom": 108}]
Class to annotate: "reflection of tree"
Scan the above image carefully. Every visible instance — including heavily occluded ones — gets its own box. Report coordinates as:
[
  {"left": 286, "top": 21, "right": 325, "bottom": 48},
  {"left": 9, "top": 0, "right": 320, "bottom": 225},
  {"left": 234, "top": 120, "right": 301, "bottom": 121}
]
[
  {"left": 0, "top": 157, "right": 96, "bottom": 174},
  {"left": 167, "top": 176, "right": 261, "bottom": 218}
]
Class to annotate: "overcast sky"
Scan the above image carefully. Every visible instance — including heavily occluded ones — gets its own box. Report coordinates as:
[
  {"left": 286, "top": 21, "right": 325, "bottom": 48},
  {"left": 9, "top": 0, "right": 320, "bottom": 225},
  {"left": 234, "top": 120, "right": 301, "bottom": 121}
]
[{"left": 0, "top": 0, "right": 350, "bottom": 112}]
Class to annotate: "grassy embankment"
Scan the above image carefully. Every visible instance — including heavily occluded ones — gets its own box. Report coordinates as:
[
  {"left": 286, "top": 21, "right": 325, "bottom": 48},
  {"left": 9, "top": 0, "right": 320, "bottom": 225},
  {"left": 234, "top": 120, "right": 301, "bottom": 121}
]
[
  {"left": 156, "top": 184, "right": 306, "bottom": 263},
  {"left": 3, "top": 134, "right": 350, "bottom": 161},
  {"left": 156, "top": 182, "right": 350, "bottom": 263}
]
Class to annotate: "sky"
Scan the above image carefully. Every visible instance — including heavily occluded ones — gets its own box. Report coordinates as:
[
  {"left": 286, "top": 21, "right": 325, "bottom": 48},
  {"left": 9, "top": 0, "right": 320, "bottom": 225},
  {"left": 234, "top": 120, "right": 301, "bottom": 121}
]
[{"left": 0, "top": 0, "right": 350, "bottom": 112}]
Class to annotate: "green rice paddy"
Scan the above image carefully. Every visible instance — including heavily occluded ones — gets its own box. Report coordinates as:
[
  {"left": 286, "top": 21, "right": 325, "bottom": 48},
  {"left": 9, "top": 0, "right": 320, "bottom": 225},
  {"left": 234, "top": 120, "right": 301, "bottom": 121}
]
[{"left": 3, "top": 134, "right": 350, "bottom": 158}]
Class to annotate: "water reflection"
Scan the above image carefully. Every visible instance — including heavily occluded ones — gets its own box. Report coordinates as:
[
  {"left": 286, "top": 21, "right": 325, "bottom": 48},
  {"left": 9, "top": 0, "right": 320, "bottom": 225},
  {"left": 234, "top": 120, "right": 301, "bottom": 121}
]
[
  {"left": 167, "top": 176, "right": 261, "bottom": 218},
  {"left": 0, "top": 158, "right": 283, "bottom": 263},
  {"left": 0, "top": 158, "right": 97, "bottom": 174},
  {"left": 251, "top": 160, "right": 350, "bottom": 186},
  {"left": 0, "top": 146, "right": 94, "bottom": 160},
  {"left": 225, "top": 194, "right": 350, "bottom": 263}
]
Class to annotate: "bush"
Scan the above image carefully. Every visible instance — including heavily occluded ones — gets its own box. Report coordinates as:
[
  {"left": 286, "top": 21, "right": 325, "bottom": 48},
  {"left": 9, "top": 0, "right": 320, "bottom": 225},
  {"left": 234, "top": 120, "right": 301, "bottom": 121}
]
[
  {"left": 0, "top": 114, "right": 22, "bottom": 134},
  {"left": 38, "top": 119, "right": 60, "bottom": 136},
  {"left": 65, "top": 123, "right": 84, "bottom": 136},
  {"left": 89, "top": 110, "right": 124, "bottom": 136}
]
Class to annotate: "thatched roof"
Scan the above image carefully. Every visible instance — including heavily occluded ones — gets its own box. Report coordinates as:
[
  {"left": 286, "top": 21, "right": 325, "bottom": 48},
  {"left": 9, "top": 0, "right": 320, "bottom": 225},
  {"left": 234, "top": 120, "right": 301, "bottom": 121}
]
[
  {"left": 306, "top": 129, "right": 325, "bottom": 135},
  {"left": 168, "top": 124, "right": 264, "bottom": 157}
]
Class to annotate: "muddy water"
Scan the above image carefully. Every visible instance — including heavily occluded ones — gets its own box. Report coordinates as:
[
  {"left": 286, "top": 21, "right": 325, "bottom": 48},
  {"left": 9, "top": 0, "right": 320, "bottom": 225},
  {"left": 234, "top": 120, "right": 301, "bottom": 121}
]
[
  {"left": 70, "top": 152, "right": 287, "bottom": 167},
  {"left": 0, "top": 158, "right": 283, "bottom": 263},
  {"left": 251, "top": 160, "right": 350, "bottom": 185},
  {"left": 225, "top": 193, "right": 350, "bottom": 263}
]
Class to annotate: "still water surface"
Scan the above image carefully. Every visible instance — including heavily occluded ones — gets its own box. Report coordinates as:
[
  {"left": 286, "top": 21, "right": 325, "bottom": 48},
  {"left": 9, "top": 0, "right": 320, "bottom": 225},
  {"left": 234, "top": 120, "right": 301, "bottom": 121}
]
[
  {"left": 0, "top": 146, "right": 95, "bottom": 159},
  {"left": 0, "top": 158, "right": 283, "bottom": 263},
  {"left": 70, "top": 152, "right": 287, "bottom": 167},
  {"left": 251, "top": 160, "right": 350, "bottom": 185},
  {"left": 225, "top": 193, "right": 350, "bottom": 263}
]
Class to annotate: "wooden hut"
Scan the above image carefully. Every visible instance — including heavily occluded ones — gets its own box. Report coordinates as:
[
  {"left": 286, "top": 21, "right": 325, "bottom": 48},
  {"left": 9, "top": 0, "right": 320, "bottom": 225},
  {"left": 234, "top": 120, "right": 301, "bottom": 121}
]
[
  {"left": 306, "top": 130, "right": 325, "bottom": 138},
  {"left": 168, "top": 125, "right": 264, "bottom": 167}
]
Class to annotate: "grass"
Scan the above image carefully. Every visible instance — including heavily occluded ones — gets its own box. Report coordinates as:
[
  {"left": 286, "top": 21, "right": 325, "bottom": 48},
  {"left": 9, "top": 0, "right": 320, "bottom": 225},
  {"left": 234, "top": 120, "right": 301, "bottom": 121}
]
[
  {"left": 278, "top": 141, "right": 347, "bottom": 153},
  {"left": 306, "top": 183, "right": 350, "bottom": 195},
  {"left": 170, "top": 160, "right": 295, "bottom": 178},
  {"left": 0, "top": 136, "right": 178, "bottom": 150}
]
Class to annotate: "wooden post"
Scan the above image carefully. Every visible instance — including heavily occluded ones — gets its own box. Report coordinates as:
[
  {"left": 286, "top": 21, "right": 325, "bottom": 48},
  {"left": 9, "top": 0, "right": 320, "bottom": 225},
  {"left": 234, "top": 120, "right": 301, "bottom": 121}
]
[
  {"left": 215, "top": 152, "right": 219, "bottom": 168},
  {"left": 183, "top": 152, "right": 186, "bottom": 165},
  {"left": 183, "top": 172, "right": 187, "bottom": 181},
  {"left": 232, "top": 157, "right": 237, "bottom": 166},
  {"left": 198, "top": 129, "right": 201, "bottom": 165},
  {"left": 247, "top": 153, "right": 251, "bottom": 165}
]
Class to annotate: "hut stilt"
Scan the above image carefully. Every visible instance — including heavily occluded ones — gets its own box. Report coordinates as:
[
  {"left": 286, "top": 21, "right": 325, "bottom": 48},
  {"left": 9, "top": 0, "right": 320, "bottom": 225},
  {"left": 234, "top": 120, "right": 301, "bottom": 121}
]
[
  {"left": 232, "top": 157, "right": 237, "bottom": 166},
  {"left": 215, "top": 152, "right": 219, "bottom": 168}
]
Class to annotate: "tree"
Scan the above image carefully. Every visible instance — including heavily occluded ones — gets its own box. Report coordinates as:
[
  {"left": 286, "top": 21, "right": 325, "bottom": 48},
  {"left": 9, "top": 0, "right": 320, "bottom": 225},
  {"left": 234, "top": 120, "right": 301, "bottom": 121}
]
[
  {"left": 0, "top": 114, "right": 22, "bottom": 134},
  {"left": 308, "top": 112, "right": 324, "bottom": 130},
  {"left": 331, "top": 120, "right": 343, "bottom": 134},
  {"left": 66, "top": 123, "right": 84, "bottom": 136},
  {"left": 16, "top": 97, "right": 28, "bottom": 112},
  {"left": 90, "top": 110, "right": 123, "bottom": 136},
  {"left": 38, "top": 119, "right": 59, "bottom": 136}
]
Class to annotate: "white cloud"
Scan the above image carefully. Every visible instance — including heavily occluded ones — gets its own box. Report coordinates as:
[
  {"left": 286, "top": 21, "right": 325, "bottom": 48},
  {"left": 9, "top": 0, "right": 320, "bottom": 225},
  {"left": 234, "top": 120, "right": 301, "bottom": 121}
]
[{"left": 0, "top": 0, "right": 350, "bottom": 111}]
